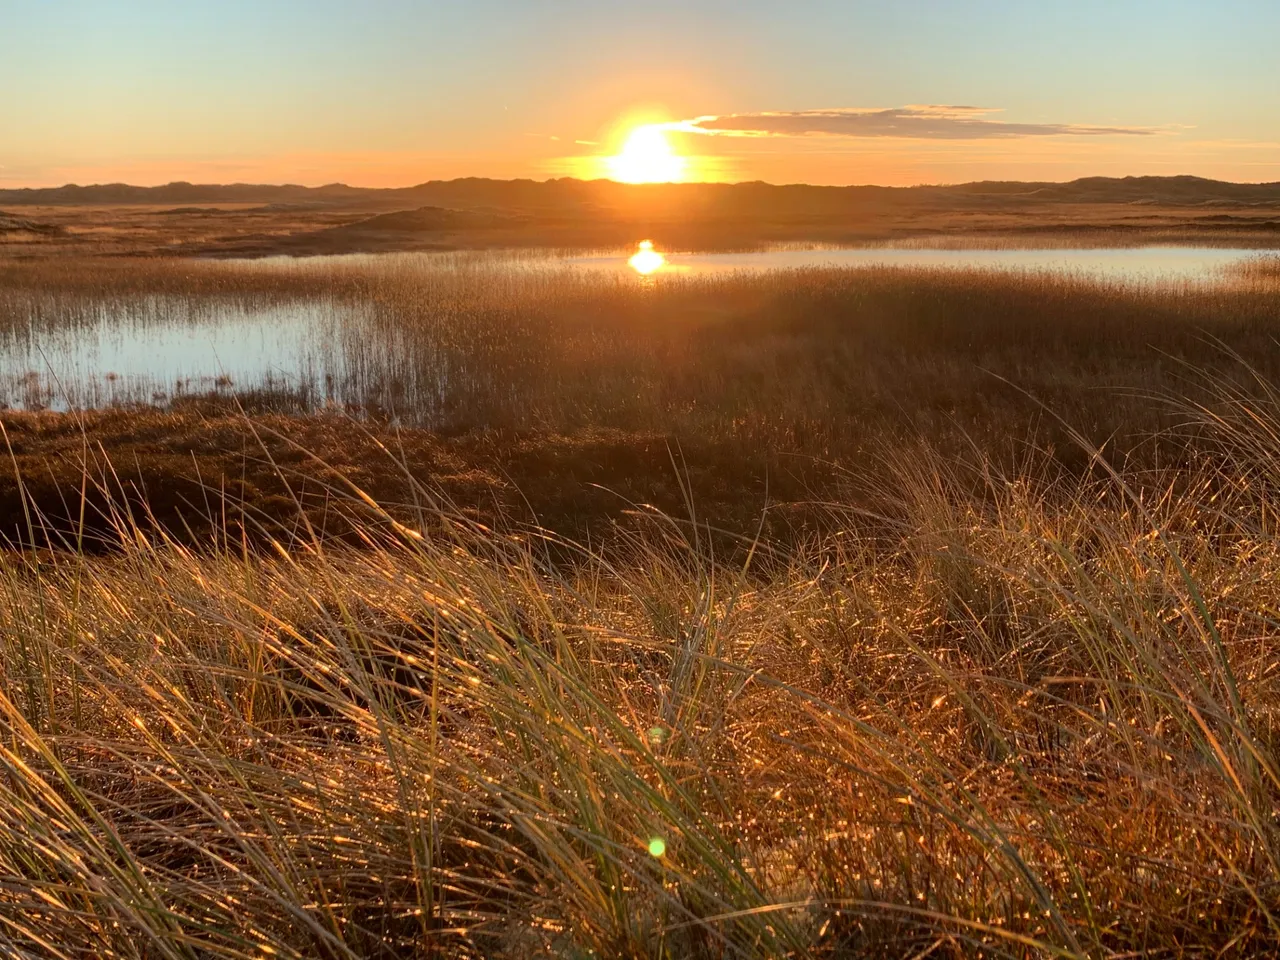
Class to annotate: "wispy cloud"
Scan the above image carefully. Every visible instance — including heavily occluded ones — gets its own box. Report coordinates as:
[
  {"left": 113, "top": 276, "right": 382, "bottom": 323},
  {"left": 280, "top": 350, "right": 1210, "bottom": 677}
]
[{"left": 672, "top": 106, "right": 1155, "bottom": 140}]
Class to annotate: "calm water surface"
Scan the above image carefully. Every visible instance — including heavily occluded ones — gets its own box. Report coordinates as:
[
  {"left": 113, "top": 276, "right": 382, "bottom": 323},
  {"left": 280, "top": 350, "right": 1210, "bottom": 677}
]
[
  {"left": 567, "top": 244, "right": 1272, "bottom": 281},
  {"left": 2, "top": 245, "right": 1274, "bottom": 415}
]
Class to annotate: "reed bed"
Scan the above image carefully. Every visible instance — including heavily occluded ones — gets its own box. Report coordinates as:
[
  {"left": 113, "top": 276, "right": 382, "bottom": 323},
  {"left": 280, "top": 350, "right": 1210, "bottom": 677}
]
[{"left": 5, "top": 254, "right": 1280, "bottom": 452}]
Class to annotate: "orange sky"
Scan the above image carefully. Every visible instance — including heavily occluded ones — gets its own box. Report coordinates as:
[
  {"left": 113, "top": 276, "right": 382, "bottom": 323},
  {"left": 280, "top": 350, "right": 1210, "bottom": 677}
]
[{"left": 4, "top": 1, "right": 1279, "bottom": 188}]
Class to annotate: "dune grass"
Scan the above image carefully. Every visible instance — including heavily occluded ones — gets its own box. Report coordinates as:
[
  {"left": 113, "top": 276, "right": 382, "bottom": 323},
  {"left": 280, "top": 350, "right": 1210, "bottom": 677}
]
[{"left": 3, "top": 372, "right": 1280, "bottom": 957}]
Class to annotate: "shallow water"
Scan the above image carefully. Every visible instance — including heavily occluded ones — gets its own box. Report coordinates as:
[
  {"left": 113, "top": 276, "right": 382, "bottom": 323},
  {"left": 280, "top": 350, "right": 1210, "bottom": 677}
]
[
  {"left": 2, "top": 244, "right": 1275, "bottom": 416},
  {"left": 0, "top": 298, "right": 362, "bottom": 412}
]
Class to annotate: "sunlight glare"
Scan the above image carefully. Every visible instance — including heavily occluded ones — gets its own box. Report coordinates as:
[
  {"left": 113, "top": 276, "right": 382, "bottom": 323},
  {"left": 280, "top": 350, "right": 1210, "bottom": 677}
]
[
  {"left": 607, "top": 125, "right": 686, "bottom": 183},
  {"left": 628, "top": 240, "right": 666, "bottom": 275}
]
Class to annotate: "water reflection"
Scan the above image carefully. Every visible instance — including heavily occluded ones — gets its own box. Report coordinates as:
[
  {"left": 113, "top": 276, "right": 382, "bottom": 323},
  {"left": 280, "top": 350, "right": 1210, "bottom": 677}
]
[
  {"left": 627, "top": 240, "right": 666, "bottom": 275},
  {"left": 579, "top": 243, "right": 1277, "bottom": 283}
]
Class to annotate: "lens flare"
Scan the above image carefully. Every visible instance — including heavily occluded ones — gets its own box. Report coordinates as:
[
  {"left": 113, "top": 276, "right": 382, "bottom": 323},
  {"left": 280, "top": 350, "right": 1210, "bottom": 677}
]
[{"left": 628, "top": 240, "right": 666, "bottom": 275}]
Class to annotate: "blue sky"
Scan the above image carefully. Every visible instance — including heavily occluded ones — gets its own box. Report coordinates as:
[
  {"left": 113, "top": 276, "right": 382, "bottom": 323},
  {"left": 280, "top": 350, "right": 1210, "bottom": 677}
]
[{"left": 4, "top": 0, "right": 1278, "bottom": 186}]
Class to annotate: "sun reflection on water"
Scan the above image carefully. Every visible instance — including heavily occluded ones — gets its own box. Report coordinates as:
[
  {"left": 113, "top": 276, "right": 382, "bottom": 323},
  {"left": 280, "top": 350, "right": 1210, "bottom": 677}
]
[{"left": 628, "top": 240, "right": 666, "bottom": 276}]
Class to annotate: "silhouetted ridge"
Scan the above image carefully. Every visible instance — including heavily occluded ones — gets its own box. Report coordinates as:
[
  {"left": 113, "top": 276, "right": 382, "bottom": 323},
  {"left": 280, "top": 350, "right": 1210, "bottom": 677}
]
[{"left": 4, "top": 175, "right": 1279, "bottom": 210}]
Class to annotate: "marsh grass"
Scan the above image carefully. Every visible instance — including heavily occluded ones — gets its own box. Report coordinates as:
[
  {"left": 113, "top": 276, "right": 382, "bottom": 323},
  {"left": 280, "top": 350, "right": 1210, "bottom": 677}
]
[
  {"left": 3, "top": 370, "right": 1280, "bottom": 956},
  {"left": 4, "top": 255, "right": 1280, "bottom": 451}
]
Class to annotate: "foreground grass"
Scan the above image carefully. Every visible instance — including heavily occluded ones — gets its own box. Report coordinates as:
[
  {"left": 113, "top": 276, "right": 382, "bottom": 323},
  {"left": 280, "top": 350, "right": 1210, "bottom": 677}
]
[{"left": 3, "top": 378, "right": 1280, "bottom": 957}]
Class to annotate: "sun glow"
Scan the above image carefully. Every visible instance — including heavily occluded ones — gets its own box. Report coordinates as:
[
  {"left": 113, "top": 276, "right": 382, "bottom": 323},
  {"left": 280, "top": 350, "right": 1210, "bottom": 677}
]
[
  {"left": 607, "top": 125, "right": 687, "bottom": 183},
  {"left": 628, "top": 240, "right": 666, "bottom": 275}
]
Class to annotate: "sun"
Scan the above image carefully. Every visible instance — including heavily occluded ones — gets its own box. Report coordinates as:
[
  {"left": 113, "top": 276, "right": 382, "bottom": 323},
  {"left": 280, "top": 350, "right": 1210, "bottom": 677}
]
[{"left": 607, "top": 125, "right": 687, "bottom": 184}]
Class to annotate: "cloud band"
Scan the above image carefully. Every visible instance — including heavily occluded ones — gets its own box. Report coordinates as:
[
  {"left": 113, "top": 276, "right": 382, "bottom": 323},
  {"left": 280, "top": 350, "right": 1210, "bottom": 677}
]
[{"left": 674, "top": 106, "right": 1153, "bottom": 140}]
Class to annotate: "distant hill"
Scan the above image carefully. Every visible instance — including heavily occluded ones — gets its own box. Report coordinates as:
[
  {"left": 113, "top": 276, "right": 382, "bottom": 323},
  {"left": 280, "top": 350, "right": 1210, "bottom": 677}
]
[
  {"left": 9, "top": 176, "right": 1280, "bottom": 257},
  {"left": 4, "top": 175, "right": 1279, "bottom": 214},
  {"left": 0, "top": 181, "right": 373, "bottom": 206},
  {"left": 938, "top": 176, "right": 1280, "bottom": 205}
]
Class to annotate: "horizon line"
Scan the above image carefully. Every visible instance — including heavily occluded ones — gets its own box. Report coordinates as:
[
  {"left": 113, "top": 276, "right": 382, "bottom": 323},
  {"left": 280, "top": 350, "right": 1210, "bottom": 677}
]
[{"left": 4, "top": 172, "right": 1280, "bottom": 194}]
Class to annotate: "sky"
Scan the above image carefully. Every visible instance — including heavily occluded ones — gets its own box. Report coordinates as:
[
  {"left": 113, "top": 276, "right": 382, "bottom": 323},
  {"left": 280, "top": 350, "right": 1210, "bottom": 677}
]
[{"left": 3, "top": 0, "right": 1279, "bottom": 188}]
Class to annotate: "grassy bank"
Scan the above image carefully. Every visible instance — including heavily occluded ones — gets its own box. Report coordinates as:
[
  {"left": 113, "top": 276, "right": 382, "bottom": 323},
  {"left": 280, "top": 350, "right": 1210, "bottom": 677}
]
[{"left": 3, "top": 387, "right": 1280, "bottom": 956}]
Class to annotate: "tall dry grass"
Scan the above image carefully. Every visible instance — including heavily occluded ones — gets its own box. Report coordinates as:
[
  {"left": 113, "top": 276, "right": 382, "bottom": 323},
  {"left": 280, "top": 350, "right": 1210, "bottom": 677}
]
[{"left": 2, "top": 368, "right": 1280, "bottom": 957}]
